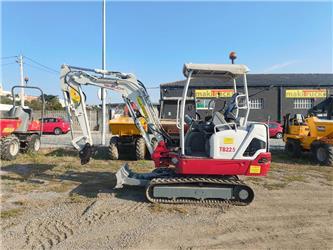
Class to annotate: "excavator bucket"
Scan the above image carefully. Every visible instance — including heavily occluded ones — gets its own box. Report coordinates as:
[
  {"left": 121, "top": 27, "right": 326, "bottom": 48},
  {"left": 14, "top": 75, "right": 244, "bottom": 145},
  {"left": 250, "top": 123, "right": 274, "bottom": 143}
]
[{"left": 79, "top": 143, "right": 93, "bottom": 165}]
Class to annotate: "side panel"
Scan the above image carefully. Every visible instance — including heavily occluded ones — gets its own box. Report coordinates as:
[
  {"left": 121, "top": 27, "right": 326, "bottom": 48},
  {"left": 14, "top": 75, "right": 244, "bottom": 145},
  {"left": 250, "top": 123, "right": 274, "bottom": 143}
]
[
  {"left": 176, "top": 152, "right": 271, "bottom": 176},
  {"left": 209, "top": 130, "right": 248, "bottom": 159},
  {"left": 234, "top": 123, "right": 269, "bottom": 160},
  {"left": 0, "top": 119, "right": 21, "bottom": 136},
  {"left": 27, "top": 120, "right": 41, "bottom": 131}
]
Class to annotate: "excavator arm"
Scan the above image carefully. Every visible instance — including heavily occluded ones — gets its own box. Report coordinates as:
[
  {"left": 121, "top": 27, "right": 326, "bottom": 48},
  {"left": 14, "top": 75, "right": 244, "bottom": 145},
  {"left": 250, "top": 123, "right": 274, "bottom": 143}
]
[{"left": 60, "top": 64, "right": 165, "bottom": 164}]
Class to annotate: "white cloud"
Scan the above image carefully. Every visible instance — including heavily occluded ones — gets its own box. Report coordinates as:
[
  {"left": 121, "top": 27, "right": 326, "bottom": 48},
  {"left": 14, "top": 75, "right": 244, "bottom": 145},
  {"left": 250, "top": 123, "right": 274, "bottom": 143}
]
[{"left": 262, "top": 60, "right": 301, "bottom": 73}]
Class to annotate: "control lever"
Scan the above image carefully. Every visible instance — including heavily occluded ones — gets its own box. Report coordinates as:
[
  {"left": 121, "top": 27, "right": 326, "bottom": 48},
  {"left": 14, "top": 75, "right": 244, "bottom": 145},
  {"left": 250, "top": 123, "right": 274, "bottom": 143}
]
[{"left": 184, "top": 114, "right": 193, "bottom": 125}]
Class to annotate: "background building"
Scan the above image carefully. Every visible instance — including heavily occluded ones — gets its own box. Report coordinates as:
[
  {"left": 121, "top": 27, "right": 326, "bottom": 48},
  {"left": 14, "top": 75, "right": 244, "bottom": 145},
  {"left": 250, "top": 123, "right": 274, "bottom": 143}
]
[{"left": 159, "top": 74, "right": 333, "bottom": 122}]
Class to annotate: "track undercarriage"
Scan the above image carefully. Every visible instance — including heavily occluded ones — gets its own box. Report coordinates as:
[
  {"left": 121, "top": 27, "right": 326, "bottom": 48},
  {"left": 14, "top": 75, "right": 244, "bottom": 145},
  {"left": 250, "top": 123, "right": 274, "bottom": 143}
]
[{"left": 116, "top": 164, "right": 254, "bottom": 206}]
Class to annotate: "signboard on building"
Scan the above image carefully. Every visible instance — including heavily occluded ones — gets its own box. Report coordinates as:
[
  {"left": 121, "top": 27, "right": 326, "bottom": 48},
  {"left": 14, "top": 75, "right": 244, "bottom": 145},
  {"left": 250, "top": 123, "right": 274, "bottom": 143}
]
[
  {"left": 195, "top": 89, "right": 234, "bottom": 98},
  {"left": 285, "top": 89, "right": 327, "bottom": 98}
]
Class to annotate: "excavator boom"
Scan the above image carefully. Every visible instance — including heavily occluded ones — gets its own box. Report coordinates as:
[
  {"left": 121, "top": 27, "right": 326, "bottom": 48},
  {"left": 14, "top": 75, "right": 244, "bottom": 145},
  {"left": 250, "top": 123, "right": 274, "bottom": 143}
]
[{"left": 60, "top": 64, "right": 165, "bottom": 164}]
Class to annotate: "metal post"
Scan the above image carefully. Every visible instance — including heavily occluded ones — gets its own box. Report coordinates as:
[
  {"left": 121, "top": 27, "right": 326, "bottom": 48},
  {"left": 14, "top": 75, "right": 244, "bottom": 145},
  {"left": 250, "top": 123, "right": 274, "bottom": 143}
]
[
  {"left": 18, "top": 55, "right": 25, "bottom": 106},
  {"left": 180, "top": 71, "right": 193, "bottom": 155},
  {"left": 101, "top": 0, "right": 107, "bottom": 145}
]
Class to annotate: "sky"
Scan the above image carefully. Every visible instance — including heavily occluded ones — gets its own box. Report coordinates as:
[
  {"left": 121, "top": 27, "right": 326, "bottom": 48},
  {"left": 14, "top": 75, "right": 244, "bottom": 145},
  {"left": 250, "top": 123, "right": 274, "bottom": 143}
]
[{"left": 1, "top": 1, "right": 332, "bottom": 104}]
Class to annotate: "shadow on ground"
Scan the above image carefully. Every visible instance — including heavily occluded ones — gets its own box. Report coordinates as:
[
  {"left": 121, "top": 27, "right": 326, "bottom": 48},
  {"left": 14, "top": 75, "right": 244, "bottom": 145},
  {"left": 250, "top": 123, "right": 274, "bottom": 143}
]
[
  {"left": 45, "top": 148, "right": 78, "bottom": 157},
  {"left": 93, "top": 145, "right": 145, "bottom": 161},
  {"left": 45, "top": 146, "right": 139, "bottom": 161},
  {"left": 1, "top": 163, "right": 147, "bottom": 202},
  {"left": 61, "top": 170, "right": 146, "bottom": 202},
  {"left": 1, "top": 164, "right": 57, "bottom": 179}
]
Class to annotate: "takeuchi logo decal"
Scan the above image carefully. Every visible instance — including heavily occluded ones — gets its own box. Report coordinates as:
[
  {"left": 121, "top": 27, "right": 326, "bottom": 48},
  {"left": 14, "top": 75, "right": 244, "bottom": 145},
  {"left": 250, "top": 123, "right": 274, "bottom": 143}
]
[{"left": 285, "top": 89, "right": 327, "bottom": 98}]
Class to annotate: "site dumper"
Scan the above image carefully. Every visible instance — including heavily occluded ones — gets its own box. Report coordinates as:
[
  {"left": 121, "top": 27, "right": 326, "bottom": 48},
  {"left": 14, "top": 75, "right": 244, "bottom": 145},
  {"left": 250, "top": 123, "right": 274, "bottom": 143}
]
[
  {"left": 108, "top": 115, "right": 188, "bottom": 160},
  {"left": 283, "top": 114, "right": 333, "bottom": 166},
  {"left": 0, "top": 86, "right": 45, "bottom": 160},
  {"left": 60, "top": 63, "right": 271, "bottom": 205},
  {"left": 108, "top": 115, "right": 148, "bottom": 160}
]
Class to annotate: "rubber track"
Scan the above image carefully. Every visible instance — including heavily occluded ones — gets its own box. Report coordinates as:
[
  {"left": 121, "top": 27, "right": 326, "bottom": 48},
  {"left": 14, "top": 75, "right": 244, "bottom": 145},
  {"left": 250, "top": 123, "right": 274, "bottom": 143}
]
[{"left": 146, "top": 176, "right": 253, "bottom": 206}]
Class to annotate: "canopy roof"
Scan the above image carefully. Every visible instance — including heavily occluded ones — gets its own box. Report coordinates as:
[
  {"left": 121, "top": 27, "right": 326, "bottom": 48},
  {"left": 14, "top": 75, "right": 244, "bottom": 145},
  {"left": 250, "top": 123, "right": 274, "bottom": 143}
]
[{"left": 183, "top": 64, "right": 249, "bottom": 79}]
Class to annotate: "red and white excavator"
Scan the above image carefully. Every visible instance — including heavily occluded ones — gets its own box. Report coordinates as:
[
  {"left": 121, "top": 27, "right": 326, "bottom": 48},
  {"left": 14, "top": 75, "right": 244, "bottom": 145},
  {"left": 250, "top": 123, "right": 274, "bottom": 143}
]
[{"left": 60, "top": 63, "right": 271, "bottom": 205}]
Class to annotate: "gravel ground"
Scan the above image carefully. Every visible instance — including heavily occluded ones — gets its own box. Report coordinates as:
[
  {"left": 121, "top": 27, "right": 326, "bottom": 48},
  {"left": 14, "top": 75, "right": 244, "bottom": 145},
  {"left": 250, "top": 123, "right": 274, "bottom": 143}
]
[{"left": 1, "top": 148, "right": 332, "bottom": 249}]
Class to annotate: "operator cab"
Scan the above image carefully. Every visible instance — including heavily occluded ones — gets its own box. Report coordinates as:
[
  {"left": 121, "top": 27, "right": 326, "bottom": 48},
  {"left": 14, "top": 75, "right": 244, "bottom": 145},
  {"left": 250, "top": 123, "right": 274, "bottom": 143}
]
[
  {"left": 180, "top": 63, "right": 268, "bottom": 160},
  {"left": 184, "top": 93, "right": 243, "bottom": 156}
]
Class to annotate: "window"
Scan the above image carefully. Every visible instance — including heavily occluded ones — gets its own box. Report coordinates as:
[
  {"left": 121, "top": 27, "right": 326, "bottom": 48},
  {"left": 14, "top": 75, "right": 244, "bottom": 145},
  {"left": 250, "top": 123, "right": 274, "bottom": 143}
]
[
  {"left": 195, "top": 99, "right": 214, "bottom": 110},
  {"left": 293, "top": 99, "right": 314, "bottom": 109},
  {"left": 249, "top": 98, "right": 264, "bottom": 109},
  {"left": 243, "top": 138, "right": 266, "bottom": 157},
  {"left": 268, "top": 123, "right": 278, "bottom": 128}
]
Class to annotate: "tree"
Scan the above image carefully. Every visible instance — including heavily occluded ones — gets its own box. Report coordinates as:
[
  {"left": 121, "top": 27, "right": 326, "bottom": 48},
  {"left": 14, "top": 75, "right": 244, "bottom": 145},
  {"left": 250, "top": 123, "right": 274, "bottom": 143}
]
[
  {"left": 27, "top": 99, "right": 43, "bottom": 110},
  {"left": 0, "top": 95, "right": 13, "bottom": 104},
  {"left": 0, "top": 93, "right": 63, "bottom": 110}
]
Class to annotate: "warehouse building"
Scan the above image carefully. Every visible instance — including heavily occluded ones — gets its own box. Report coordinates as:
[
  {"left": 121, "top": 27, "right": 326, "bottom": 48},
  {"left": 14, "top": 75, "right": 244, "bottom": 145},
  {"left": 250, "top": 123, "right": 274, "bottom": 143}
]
[{"left": 159, "top": 74, "right": 333, "bottom": 122}]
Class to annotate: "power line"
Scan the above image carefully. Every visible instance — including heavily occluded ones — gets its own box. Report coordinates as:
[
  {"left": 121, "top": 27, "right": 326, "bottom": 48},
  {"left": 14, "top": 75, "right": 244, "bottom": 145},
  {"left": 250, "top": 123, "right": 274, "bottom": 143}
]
[
  {"left": 24, "top": 62, "right": 58, "bottom": 75},
  {"left": 1, "top": 56, "right": 17, "bottom": 60},
  {"left": 1, "top": 62, "right": 17, "bottom": 67},
  {"left": 24, "top": 56, "right": 58, "bottom": 74}
]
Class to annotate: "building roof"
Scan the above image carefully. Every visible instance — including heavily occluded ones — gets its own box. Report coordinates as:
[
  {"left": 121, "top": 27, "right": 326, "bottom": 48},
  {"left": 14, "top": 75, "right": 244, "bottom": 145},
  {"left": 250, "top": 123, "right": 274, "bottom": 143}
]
[{"left": 160, "top": 74, "right": 333, "bottom": 88}]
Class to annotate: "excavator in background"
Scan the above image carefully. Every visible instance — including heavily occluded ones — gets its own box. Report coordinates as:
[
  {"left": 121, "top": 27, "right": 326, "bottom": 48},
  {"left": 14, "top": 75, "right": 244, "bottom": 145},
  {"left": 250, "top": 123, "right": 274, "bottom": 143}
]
[
  {"left": 60, "top": 63, "right": 271, "bottom": 205},
  {"left": 0, "top": 86, "right": 44, "bottom": 160}
]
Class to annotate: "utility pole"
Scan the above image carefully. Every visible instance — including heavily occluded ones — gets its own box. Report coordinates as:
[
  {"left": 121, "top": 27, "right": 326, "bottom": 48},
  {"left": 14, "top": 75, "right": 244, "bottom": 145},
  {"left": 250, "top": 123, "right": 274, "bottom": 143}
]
[
  {"left": 18, "top": 55, "right": 25, "bottom": 106},
  {"left": 101, "top": 0, "right": 107, "bottom": 145}
]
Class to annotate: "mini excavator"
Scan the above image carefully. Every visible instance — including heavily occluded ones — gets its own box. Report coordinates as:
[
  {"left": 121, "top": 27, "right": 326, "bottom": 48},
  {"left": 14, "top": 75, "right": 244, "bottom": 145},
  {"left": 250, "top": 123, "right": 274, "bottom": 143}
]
[{"left": 60, "top": 63, "right": 271, "bottom": 205}]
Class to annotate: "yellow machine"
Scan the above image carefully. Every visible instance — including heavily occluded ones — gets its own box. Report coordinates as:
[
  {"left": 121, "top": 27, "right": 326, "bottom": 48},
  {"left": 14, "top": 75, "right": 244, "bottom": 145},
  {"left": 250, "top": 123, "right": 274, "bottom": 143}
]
[
  {"left": 108, "top": 115, "right": 148, "bottom": 160},
  {"left": 109, "top": 116, "right": 147, "bottom": 137},
  {"left": 283, "top": 114, "right": 333, "bottom": 166}
]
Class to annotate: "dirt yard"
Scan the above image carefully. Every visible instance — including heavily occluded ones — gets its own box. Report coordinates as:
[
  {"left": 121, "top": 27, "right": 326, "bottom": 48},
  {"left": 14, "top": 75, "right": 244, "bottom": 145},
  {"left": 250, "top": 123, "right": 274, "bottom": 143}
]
[{"left": 1, "top": 148, "right": 332, "bottom": 249}]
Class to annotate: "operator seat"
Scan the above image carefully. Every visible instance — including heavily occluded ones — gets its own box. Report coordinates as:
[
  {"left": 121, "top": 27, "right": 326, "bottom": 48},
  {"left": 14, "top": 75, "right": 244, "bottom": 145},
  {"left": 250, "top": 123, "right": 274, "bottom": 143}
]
[
  {"left": 212, "top": 112, "right": 228, "bottom": 129},
  {"left": 184, "top": 117, "right": 212, "bottom": 157},
  {"left": 184, "top": 131, "right": 207, "bottom": 156},
  {"left": 292, "top": 114, "right": 305, "bottom": 125},
  {"left": 224, "top": 93, "right": 239, "bottom": 123},
  {"left": 7, "top": 106, "right": 31, "bottom": 132}
]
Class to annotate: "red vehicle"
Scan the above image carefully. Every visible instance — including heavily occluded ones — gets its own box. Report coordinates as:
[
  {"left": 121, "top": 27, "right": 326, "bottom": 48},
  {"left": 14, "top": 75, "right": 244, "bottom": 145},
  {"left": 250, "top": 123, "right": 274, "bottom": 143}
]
[
  {"left": 40, "top": 117, "right": 70, "bottom": 135},
  {"left": 1, "top": 85, "right": 44, "bottom": 160},
  {"left": 266, "top": 121, "right": 283, "bottom": 139}
]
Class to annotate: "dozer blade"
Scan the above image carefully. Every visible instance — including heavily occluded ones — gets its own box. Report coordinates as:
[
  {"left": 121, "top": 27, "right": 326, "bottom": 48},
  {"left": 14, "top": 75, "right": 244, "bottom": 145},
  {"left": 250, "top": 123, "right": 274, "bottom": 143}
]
[{"left": 115, "top": 164, "right": 149, "bottom": 188}]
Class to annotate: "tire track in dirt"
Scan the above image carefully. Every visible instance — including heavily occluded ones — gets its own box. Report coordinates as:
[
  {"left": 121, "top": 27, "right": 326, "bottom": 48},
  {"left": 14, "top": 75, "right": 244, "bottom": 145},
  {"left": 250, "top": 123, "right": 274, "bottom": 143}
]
[
  {"left": 23, "top": 199, "right": 150, "bottom": 249},
  {"left": 207, "top": 201, "right": 333, "bottom": 249},
  {"left": 25, "top": 218, "right": 74, "bottom": 249},
  {"left": 193, "top": 224, "right": 331, "bottom": 249},
  {"left": 79, "top": 199, "right": 148, "bottom": 225}
]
